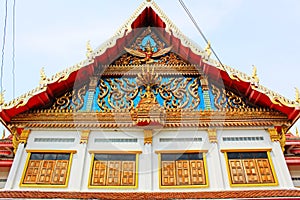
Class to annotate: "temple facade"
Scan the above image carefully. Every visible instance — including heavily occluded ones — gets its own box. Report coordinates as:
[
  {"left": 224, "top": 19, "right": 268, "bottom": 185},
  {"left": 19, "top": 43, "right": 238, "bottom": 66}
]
[{"left": 0, "top": 0, "right": 300, "bottom": 199}]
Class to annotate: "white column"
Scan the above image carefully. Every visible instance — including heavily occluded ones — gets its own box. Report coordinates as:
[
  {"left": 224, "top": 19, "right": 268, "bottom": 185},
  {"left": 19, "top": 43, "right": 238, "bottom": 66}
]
[
  {"left": 271, "top": 141, "right": 294, "bottom": 188},
  {"left": 143, "top": 143, "right": 152, "bottom": 190},
  {"left": 4, "top": 143, "right": 25, "bottom": 190},
  {"left": 208, "top": 142, "right": 225, "bottom": 190},
  {"left": 79, "top": 143, "right": 88, "bottom": 190}
]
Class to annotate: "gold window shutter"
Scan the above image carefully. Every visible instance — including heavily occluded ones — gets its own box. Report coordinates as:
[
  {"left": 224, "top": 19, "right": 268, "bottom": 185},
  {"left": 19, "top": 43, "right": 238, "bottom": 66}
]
[
  {"left": 176, "top": 160, "right": 191, "bottom": 185},
  {"left": 106, "top": 161, "right": 121, "bottom": 186},
  {"left": 37, "top": 160, "right": 55, "bottom": 184},
  {"left": 256, "top": 159, "right": 274, "bottom": 183},
  {"left": 242, "top": 159, "right": 260, "bottom": 184},
  {"left": 92, "top": 161, "right": 107, "bottom": 186},
  {"left": 161, "top": 161, "right": 176, "bottom": 186},
  {"left": 229, "top": 160, "right": 246, "bottom": 184},
  {"left": 121, "top": 161, "right": 136, "bottom": 186},
  {"left": 190, "top": 160, "right": 205, "bottom": 185},
  {"left": 51, "top": 160, "right": 69, "bottom": 185},
  {"left": 23, "top": 160, "right": 42, "bottom": 184}
]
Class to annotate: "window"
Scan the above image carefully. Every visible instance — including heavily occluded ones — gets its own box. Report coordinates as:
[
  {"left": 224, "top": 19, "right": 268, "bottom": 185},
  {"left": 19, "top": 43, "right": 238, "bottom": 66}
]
[
  {"left": 21, "top": 151, "right": 74, "bottom": 187},
  {"left": 89, "top": 153, "right": 138, "bottom": 188},
  {"left": 223, "top": 150, "right": 278, "bottom": 186},
  {"left": 158, "top": 151, "right": 208, "bottom": 188}
]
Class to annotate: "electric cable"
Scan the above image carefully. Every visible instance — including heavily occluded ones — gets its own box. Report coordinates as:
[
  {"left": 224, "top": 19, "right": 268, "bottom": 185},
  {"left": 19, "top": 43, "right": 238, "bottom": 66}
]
[
  {"left": 178, "top": 0, "right": 230, "bottom": 75},
  {"left": 12, "top": 0, "right": 16, "bottom": 99},
  {"left": 1, "top": 0, "right": 8, "bottom": 95}
]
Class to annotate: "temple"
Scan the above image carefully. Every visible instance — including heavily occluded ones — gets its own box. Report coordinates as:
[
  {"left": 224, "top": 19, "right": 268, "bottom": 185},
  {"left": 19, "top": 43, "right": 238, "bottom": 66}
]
[{"left": 1, "top": 0, "right": 300, "bottom": 199}]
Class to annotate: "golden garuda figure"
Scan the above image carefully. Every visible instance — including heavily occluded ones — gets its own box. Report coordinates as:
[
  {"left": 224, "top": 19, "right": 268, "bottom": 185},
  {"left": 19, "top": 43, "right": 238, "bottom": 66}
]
[{"left": 124, "top": 40, "right": 172, "bottom": 64}]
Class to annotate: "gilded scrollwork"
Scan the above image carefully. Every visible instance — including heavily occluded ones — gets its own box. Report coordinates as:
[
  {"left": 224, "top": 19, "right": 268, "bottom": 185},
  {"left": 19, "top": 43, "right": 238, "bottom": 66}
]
[
  {"left": 49, "top": 84, "right": 88, "bottom": 111},
  {"left": 96, "top": 75, "right": 201, "bottom": 111},
  {"left": 211, "top": 84, "right": 254, "bottom": 110}
]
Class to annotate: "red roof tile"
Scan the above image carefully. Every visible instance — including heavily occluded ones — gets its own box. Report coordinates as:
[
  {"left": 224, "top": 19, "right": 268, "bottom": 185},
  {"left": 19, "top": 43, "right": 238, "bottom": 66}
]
[{"left": 0, "top": 190, "right": 300, "bottom": 199}]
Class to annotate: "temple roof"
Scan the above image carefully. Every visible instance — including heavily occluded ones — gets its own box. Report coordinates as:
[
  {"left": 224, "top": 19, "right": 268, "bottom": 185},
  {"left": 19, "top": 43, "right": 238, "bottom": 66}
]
[{"left": 0, "top": 0, "right": 299, "bottom": 128}]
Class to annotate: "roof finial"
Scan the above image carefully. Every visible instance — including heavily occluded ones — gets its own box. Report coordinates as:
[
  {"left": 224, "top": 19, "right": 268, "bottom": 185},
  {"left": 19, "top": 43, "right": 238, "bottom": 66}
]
[
  {"left": 204, "top": 41, "right": 212, "bottom": 59},
  {"left": 296, "top": 127, "right": 299, "bottom": 137},
  {"left": 86, "top": 40, "right": 93, "bottom": 58},
  {"left": 295, "top": 87, "right": 300, "bottom": 103},
  {"left": 40, "top": 67, "right": 47, "bottom": 85},
  {"left": 251, "top": 65, "right": 259, "bottom": 85},
  {"left": 0, "top": 90, "right": 5, "bottom": 106},
  {"left": 1, "top": 129, "right": 5, "bottom": 139}
]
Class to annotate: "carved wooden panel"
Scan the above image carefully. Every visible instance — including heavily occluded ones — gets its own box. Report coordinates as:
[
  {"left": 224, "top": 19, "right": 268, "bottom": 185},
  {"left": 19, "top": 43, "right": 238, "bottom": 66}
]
[
  {"left": 37, "top": 160, "right": 55, "bottom": 184},
  {"left": 121, "top": 161, "right": 135, "bottom": 186},
  {"left": 176, "top": 160, "right": 190, "bottom": 185},
  {"left": 190, "top": 160, "right": 206, "bottom": 185},
  {"left": 106, "top": 161, "right": 122, "bottom": 186},
  {"left": 51, "top": 160, "right": 69, "bottom": 185},
  {"left": 92, "top": 161, "right": 107, "bottom": 186},
  {"left": 229, "top": 160, "right": 245, "bottom": 184},
  {"left": 256, "top": 159, "right": 274, "bottom": 183},
  {"left": 161, "top": 161, "right": 176, "bottom": 186},
  {"left": 23, "top": 160, "right": 42, "bottom": 184},
  {"left": 242, "top": 159, "right": 259, "bottom": 184}
]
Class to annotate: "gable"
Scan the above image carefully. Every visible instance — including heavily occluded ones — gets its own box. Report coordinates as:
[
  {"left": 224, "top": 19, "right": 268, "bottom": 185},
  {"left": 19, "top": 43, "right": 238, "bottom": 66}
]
[{"left": 0, "top": 0, "right": 299, "bottom": 128}]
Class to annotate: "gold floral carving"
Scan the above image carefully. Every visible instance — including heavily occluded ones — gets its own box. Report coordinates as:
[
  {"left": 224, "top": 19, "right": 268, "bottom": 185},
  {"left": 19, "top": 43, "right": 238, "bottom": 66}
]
[
  {"left": 80, "top": 130, "right": 90, "bottom": 144},
  {"left": 144, "top": 129, "right": 153, "bottom": 145},
  {"left": 207, "top": 129, "right": 217, "bottom": 143}
]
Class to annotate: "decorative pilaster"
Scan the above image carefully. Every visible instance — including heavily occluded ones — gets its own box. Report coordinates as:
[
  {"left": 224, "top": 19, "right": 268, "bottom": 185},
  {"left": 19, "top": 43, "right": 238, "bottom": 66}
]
[
  {"left": 85, "top": 77, "right": 98, "bottom": 111},
  {"left": 267, "top": 128, "right": 280, "bottom": 142},
  {"left": 144, "top": 129, "right": 153, "bottom": 145},
  {"left": 19, "top": 129, "right": 31, "bottom": 144},
  {"left": 80, "top": 130, "right": 91, "bottom": 144},
  {"left": 207, "top": 129, "right": 217, "bottom": 143},
  {"left": 201, "top": 76, "right": 212, "bottom": 110}
]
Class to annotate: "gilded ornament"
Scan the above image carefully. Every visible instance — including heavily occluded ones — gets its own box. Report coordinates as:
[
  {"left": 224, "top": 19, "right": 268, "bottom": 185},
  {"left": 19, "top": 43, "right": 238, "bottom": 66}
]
[
  {"left": 204, "top": 41, "right": 212, "bottom": 59},
  {"left": 124, "top": 40, "right": 172, "bottom": 64},
  {"left": 207, "top": 129, "right": 217, "bottom": 143},
  {"left": 40, "top": 67, "right": 48, "bottom": 85},
  {"left": 267, "top": 128, "right": 280, "bottom": 142},
  {"left": 86, "top": 40, "right": 93, "bottom": 58},
  {"left": 80, "top": 130, "right": 90, "bottom": 144},
  {"left": 0, "top": 90, "right": 4, "bottom": 106},
  {"left": 295, "top": 87, "right": 300, "bottom": 104},
  {"left": 251, "top": 65, "right": 259, "bottom": 85},
  {"left": 144, "top": 129, "right": 153, "bottom": 144},
  {"left": 19, "top": 129, "right": 31, "bottom": 144}
]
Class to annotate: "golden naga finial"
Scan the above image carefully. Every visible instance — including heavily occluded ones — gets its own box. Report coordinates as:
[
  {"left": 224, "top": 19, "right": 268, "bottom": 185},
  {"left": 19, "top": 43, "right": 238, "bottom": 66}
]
[
  {"left": 40, "top": 67, "right": 47, "bottom": 85},
  {"left": 1, "top": 129, "right": 5, "bottom": 139},
  {"left": 295, "top": 87, "right": 300, "bottom": 103},
  {"left": 86, "top": 40, "right": 93, "bottom": 58},
  {"left": 0, "top": 90, "right": 5, "bottom": 106},
  {"left": 251, "top": 65, "right": 259, "bottom": 84},
  {"left": 204, "top": 41, "right": 212, "bottom": 58}
]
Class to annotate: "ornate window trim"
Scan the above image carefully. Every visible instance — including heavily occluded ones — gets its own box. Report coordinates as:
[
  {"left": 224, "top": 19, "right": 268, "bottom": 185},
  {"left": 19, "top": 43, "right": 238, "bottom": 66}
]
[
  {"left": 20, "top": 150, "right": 76, "bottom": 188},
  {"left": 88, "top": 151, "right": 141, "bottom": 189},
  {"left": 156, "top": 150, "right": 209, "bottom": 188},
  {"left": 221, "top": 149, "right": 278, "bottom": 187}
]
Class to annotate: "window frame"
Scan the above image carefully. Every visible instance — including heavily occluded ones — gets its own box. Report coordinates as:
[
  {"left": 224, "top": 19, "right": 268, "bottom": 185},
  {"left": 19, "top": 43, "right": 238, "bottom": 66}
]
[
  {"left": 221, "top": 148, "right": 278, "bottom": 187},
  {"left": 20, "top": 150, "right": 76, "bottom": 188},
  {"left": 88, "top": 150, "right": 141, "bottom": 189},
  {"left": 156, "top": 150, "right": 209, "bottom": 189}
]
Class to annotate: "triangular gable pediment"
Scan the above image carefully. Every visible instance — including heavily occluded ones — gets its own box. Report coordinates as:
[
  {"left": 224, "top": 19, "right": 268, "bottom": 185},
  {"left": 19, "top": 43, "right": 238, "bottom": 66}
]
[{"left": 1, "top": 0, "right": 299, "bottom": 126}]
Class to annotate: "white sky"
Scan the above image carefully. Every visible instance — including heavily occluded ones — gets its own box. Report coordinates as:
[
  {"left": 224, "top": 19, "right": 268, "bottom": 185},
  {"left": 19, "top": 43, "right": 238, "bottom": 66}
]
[{"left": 0, "top": 0, "right": 300, "bottom": 135}]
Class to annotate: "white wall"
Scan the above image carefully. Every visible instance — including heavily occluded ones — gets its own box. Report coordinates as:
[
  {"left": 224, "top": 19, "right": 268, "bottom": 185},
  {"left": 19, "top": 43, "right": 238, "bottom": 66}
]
[{"left": 4, "top": 127, "right": 295, "bottom": 191}]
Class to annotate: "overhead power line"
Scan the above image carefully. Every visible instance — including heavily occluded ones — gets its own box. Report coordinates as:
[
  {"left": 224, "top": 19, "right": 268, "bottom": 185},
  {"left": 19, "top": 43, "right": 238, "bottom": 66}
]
[
  {"left": 12, "top": 0, "right": 16, "bottom": 99},
  {"left": 178, "top": 0, "right": 230, "bottom": 75},
  {"left": 1, "top": 0, "right": 9, "bottom": 95}
]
